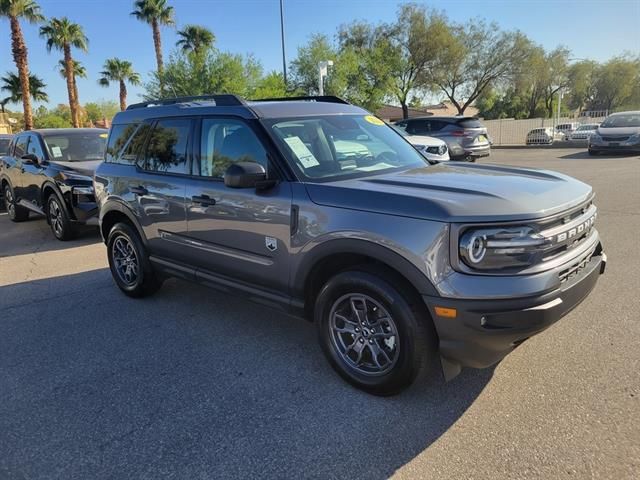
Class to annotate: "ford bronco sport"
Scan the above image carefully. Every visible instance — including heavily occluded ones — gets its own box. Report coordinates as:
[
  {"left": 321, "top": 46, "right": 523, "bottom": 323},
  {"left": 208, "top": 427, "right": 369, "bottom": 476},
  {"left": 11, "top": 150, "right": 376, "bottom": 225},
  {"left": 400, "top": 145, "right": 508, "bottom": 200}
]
[{"left": 95, "top": 95, "right": 606, "bottom": 395}]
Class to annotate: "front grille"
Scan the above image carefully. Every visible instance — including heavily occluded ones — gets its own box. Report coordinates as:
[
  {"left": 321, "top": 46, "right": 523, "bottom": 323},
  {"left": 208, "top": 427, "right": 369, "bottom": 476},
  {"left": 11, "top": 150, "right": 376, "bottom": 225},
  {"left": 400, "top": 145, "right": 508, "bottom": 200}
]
[
  {"left": 539, "top": 201, "right": 597, "bottom": 261},
  {"left": 602, "top": 135, "right": 629, "bottom": 142},
  {"left": 558, "top": 248, "right": 595, "bottom": 283}
]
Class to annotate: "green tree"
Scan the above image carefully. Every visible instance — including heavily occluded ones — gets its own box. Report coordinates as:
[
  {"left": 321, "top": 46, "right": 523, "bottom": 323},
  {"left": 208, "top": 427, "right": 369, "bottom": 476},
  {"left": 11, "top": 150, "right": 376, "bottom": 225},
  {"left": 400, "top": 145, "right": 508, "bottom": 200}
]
[
  {"left": 40, "top": 17, "right": 88, "bottom": 127},
  {"left": 33, "top": 103, "right": 73, "bottom": 128},
  {"left": 592, "top": 56, "right": 640, "bottom": 111},
  {"left": 0, "top": 0, "right": 44, "bottom": 130},
  {"left": 57, "top": 58, "right": 86, "bottom": 119},
  {"left": 98, "top": 58, "right": 141, "bottom": 111},
  {"left": 131, "top": 0, "right": 174, "bottom": 91},
  {"left": 252, "top": 71, "right": 291, "bottom": 99},
  {"left": 566, "top": 60, "right": 599, "bottom": 112},
  {"left": 1, "top": 71, "right": 48, "bottom": 105},
  {"left": 428, "top": 21, "right": 530, "bottom": 115},
  {"left": 290, "top": 34, "right": 338, "bottom": 95},
  {"left": 176, "top": 24, "right": 215, "bottom": 56},
  {"left": 144, "top": 47, "right": 264, "bottom": 99},
  {"left": 386, "top": 4, "right": 451, "bottom": 118},
  {"left": 84, "top": 100, "right": 119, "bottom": 124}
]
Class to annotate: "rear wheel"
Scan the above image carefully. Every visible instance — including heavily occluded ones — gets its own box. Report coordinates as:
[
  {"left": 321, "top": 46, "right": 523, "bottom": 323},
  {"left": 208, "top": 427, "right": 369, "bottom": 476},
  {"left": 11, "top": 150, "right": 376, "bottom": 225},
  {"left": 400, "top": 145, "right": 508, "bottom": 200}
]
[
  {"left": 107, "top": 222, "right": 162, "bottom": 297},
  {"left": 47, "top": 194, "right": 76, "bottom": 241},
  {"left": 3, "top": 183, "right": 29, "bottom": 222},
  {"left": 315, "top": 269, "right": 435, "bottom": 396}
]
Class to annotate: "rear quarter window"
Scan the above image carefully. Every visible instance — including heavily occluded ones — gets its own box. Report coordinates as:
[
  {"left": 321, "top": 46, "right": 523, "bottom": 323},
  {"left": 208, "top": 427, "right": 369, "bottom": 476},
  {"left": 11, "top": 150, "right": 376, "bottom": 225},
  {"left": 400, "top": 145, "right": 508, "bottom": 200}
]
[
  {"left": 455, "top": 118, "right": 484, "bottom": 128},
  {"left": 105, "top": 123, "right": 148, "bottom": 164}
]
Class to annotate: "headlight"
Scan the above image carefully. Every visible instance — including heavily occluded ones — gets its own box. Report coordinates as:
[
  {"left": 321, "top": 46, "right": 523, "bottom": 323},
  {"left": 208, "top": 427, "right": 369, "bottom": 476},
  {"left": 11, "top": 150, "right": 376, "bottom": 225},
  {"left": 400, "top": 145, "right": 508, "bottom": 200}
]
[
  {"left": 627, "top": 133, "right": 640, "bottom": 143},
  {"left": 589, "top": 133, "right": 602, "bottom": 143},
  {"left": 459, "top": 226, "right": 549, "bottom": 271},
  {"left": 72, "top": 185, "right": 94, "bottom": 195}
]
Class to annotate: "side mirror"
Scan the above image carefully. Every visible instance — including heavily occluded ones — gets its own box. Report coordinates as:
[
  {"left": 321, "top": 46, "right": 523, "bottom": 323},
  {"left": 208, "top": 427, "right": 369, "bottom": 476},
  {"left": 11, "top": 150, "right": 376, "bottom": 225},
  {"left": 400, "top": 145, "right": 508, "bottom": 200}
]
[
  {"left": 21, "top": 153, "right": 39, "bottom": 165},
  {"left": 223, "top": 162, "right": 268, "bottom": 189}
]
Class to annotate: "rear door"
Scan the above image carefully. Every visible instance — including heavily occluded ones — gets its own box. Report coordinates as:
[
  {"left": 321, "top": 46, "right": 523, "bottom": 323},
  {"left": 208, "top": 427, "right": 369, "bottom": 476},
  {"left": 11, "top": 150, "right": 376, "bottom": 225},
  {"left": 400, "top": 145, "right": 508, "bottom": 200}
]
[
  {"left": 184, "top": 116, "right": 292, "bottom": 294},
  {"left": 9, "top": 134, "right": 29, "bottom": 201},
  {"left": 130, "top": 118, "right": 192, "bottom": 261}
]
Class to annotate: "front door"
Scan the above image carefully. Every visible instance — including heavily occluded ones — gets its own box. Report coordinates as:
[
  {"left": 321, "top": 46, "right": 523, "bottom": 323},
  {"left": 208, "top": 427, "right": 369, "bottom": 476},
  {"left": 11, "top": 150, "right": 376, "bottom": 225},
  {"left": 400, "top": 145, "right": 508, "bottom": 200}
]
[
  {"left": 20, "top": 134, "right": 47, "bottom": 207},
  {"left": 184, "top": 117, "right": 292, "bottom": 294}
]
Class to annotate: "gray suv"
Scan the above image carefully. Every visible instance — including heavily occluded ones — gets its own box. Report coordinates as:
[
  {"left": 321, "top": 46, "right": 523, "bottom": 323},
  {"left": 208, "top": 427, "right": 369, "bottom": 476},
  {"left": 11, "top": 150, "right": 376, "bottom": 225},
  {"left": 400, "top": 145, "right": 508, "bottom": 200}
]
[
  {"left": 95, "top": 95, "right": 605, "bottom": 395},
  {"left": 393, "top": 116, "right": 491, "bottom": 161}
]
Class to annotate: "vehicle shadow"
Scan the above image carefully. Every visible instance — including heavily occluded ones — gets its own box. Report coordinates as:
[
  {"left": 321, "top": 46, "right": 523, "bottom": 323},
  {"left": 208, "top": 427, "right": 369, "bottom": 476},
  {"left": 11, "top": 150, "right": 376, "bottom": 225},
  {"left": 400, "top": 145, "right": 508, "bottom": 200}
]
[
  {"left": 560, "top": 150, "right": 640, "bottom": 160},
  {"left": 0, "top": 210, "right": 101, "bottom": 258},
  {"left": 0, "top": 269, "right": 493, "bottom": 480}
]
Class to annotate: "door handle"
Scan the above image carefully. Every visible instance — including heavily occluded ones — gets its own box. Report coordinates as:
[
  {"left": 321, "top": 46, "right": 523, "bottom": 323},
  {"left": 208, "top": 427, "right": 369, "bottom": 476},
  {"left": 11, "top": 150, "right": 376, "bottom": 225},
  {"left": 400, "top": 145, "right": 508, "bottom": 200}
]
[
  {"left": 191, "top": 194, "right": 216, "bottom": 207},
  {"left": 130, "top": 186, "right": 148, "bottom": 196}
]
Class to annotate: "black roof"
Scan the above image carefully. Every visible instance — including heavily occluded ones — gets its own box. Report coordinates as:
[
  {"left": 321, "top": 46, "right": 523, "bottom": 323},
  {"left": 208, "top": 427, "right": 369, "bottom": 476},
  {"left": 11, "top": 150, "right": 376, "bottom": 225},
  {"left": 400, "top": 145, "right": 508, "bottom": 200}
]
[{"left": 113, "top": 95, "right": 367, "bottom": 125}]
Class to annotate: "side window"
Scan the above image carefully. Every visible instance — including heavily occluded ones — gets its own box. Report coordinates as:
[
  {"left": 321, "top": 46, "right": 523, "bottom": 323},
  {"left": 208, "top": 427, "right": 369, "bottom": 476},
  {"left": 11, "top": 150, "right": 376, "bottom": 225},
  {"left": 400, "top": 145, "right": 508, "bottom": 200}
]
[
  {"left": 411, "top": 120, "right": 430, "bottom": 135},
  {"left": 26, "top": 135, "right": 45, "bottom": 159},
  {"left": 429, "top": 121, "right": 446, "bottom": 132},
  {"left": 142, "top": 119, "right": 191, "bottom": 174},
  {"left": 14, "top": 135, "right": 29, "bottom": 157},
  {"left": 199, "top": 118, "right": 268, "bottom": 178},
  {"left": 105, "top": 123, "right": 150, "bottom": 164}
]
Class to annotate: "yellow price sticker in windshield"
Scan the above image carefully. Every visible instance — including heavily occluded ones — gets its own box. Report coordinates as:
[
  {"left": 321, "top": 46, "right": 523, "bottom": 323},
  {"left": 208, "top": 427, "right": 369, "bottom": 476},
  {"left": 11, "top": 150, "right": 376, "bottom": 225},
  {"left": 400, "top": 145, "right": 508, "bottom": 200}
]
[
  {"left": 99, "top": 133, "right": 108, "bottom": 138},
  {"left": 364, "top": 115, "right": 384, "bottom": 126}
]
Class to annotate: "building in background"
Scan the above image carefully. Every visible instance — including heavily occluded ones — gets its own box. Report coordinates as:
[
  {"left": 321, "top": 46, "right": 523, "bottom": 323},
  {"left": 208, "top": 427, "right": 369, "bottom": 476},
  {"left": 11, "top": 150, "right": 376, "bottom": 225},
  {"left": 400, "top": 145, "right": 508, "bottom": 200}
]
[{"left": 376, "top": 101, "right": 479, "bottom": 122}]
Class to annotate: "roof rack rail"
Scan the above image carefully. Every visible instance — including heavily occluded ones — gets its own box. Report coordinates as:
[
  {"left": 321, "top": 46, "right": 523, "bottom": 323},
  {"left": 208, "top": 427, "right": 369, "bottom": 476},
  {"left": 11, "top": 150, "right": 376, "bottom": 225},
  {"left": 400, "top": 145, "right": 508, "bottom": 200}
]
[
  {"left": 252, "top": 95, "right": 350, "bottom": 105},
  {"left": 126, "top": 94, "right": 247, "bottom": 110}
]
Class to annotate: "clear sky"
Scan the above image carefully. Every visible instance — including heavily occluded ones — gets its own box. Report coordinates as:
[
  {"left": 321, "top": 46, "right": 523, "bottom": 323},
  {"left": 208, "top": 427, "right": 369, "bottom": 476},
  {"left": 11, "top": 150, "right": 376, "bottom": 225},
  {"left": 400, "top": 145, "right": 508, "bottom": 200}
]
[{"left": 1, "top": 0, "right": 639, "bottom": 108}]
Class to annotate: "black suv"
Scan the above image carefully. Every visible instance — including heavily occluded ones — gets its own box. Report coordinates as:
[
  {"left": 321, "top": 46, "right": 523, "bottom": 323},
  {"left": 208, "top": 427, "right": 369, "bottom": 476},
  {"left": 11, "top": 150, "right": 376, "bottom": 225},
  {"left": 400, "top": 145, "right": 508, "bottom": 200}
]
[
  {"left": 0, "top": 128, "right": 106, "bottom": 239},
  {"left": 95, "top": 95, "right": 604, "bottom": 395}
]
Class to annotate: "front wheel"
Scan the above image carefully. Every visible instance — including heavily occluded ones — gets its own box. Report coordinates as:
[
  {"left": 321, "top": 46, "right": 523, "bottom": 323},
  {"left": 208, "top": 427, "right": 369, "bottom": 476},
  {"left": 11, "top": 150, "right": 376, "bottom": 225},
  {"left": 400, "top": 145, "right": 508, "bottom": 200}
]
[
  {"left": 47, "top": 195, "right": 76, "bottom": 240},
  {"left": 588, "top": 149, "right": 598, "bottom": 156},
  {"left": 315, "top": 269, "right": 435, "bottom": 396},
  {"left": 107, "top": 222, "right": 162, "bottom": 298}
]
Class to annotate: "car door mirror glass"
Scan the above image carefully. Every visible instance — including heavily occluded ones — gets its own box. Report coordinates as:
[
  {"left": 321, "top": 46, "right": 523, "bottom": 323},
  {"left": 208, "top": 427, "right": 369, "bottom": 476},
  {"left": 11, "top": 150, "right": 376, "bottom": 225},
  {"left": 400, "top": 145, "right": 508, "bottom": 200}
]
[
  {"left": 21, "top": 153, "right": 39, "bottom": 164},
  {"left": 223, "top": 162, "right": 268, "bottom": 188}
]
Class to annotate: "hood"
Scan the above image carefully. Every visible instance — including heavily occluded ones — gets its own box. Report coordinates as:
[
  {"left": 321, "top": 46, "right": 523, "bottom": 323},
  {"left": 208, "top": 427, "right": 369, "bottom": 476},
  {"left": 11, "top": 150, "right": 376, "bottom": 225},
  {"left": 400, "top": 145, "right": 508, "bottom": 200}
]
[
  {"left": 304, "top": 163, "right": 593, "bottom": 223},
  {"left": 406, "top": 135, "right": 445, "bottom": 147},
  {"left": 50, "top": 160, "right": 102, "bottom": 177},
  {"left": 597, "top": 126, "right": 640, "bottom": 136}
]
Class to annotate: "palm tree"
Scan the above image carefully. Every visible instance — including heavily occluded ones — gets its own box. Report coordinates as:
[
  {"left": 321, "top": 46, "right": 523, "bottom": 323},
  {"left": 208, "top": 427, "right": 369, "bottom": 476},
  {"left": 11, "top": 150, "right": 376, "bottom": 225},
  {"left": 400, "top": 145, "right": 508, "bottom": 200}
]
[
  {"left": 131, "top": 0, "right": 174, "bottom": 89},
  {"left": 40, "top": 17, "right": 88, "bottom": 128},
  {"left": 57, "top": 58, "right": 85, "bottom": 116},
  {"left": 0, "top": 0, "right": 44, "bottom": 130},
  {"left": 176, "top": 24, "right": 215, "bottom": 56},
  {"left": 98, "top": 58, "right": 141, "bottom": 111},
  {"left": 1, "top": 71, "right": 48, "bottom": 105}
]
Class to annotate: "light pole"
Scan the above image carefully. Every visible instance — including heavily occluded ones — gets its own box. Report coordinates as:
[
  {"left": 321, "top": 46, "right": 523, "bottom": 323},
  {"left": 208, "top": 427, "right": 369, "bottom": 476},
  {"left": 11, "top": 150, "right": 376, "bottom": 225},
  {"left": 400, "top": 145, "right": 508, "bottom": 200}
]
[
  {"left": 318, "top": 60, "right": 333, "bottom": 96},
  {"left": 279, "top": 0, "right": 287, "bottom": 86},
  {"left": 557, "top": 88, "right": 564, "bottom": 126}
]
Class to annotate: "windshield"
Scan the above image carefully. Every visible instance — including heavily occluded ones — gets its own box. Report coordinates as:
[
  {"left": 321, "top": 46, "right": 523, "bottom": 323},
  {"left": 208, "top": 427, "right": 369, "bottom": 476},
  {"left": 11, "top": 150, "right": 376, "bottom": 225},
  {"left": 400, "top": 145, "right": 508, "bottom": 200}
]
[
  {"left": 601, "top": 113, "right": 640, "bottom": 128},
  {"left": 266, "top": 115, "right": 428, "bottom": 181},
  {"left": 42, "top": 131, "right": 107, "bottom": 161},
  {"left": 0, "top": 138, "right": 11, "bottom": 155}
]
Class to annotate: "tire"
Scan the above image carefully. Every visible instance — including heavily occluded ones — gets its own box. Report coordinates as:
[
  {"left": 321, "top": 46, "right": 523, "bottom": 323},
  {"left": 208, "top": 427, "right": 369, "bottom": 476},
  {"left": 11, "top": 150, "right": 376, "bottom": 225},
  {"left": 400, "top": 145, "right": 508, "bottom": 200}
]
[
  {"left": 47, "top": 194, "right": 76, "bottom": 241},
  {"left": 588, "top": 149, "right": 598, "bottom": 156},
  {"left": 315, "top": 268, "right": 436, "bottom": 396},
  {"left": 106, "top": 222, "right": 162, "bottom": 298},
  {"left": 3, "top": 183, "right": 29, "bottom": 222}
]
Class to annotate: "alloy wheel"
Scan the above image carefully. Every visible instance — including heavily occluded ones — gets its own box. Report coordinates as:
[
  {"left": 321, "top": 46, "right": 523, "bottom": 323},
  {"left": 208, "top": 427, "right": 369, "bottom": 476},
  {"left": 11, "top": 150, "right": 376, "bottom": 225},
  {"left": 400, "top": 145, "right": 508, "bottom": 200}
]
[
  {"left": 49, "top": 199, "right": 64, "bottom": 237},
  {"left": 112, "top": 236, "right": 140, "bottom": 286},
  {"left": 329, "top": 293, "right": 399, "bottom": 376},
  {"left": 5, "top": 187, "right": 15, "bottom": 218}
]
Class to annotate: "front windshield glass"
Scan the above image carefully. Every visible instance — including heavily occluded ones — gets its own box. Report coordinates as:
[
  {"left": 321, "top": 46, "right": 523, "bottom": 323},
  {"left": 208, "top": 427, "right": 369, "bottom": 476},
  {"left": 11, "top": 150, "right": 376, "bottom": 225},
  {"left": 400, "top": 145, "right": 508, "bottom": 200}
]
[
  {"left": 42, "top": 131, "right": 107, "bottom": 161},
  {"left": 266, "top": 115, "right": 428, "bottom": 181},
  {"left": 601, "top": 113, "right": 640, "bottom": 128}
]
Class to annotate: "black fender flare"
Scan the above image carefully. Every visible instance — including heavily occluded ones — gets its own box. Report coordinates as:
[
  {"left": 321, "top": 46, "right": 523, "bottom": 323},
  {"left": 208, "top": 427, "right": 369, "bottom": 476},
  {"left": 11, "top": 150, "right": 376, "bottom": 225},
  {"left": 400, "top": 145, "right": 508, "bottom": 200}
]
[
  {"left": 292, "top": 238, "right": 439, "bottom": 298},
  {"left": 99, "top": 198, "right": 148, "bottom": 246}
]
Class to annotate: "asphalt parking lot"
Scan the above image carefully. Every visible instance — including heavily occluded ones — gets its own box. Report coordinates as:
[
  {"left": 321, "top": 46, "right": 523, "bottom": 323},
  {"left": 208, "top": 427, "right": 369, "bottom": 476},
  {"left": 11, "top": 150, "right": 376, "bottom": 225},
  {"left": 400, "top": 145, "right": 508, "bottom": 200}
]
[{"left": 0, "top": 148, "right": 638, "bottom": 479}]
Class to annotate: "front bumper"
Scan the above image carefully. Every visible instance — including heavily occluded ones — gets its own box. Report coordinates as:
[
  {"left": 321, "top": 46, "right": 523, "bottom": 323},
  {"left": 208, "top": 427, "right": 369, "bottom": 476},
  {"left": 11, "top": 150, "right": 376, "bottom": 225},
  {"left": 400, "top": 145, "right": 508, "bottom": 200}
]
[
  {"left": 589, "top": 143, "right": 640, "bottom": 153},
  {"left": 423, "top": 247, "right": 606, "bottom": 380},
  {"left": 65, "top": 186, "right": 98, "bottom": 224}
]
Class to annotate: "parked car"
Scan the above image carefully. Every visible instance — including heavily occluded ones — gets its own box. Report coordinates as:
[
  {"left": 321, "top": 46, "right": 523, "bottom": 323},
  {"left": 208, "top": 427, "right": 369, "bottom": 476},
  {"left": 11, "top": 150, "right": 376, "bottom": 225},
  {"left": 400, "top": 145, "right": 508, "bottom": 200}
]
[
  {"left": 555, "top": 122, "right": 580, "bottom": 139},
  {"left": 526, "top": 127, "right": 563, "bottom": 145},
  {"left": 0, "top": 134, "right": 13, "bottom": 155},
  {"left": 391, "top": 124, "right": 449, "bottom": 161},
  {"left": 95, "top": 95, "right": 605, "bottom": 395},
  {"left": 588, "top": 111, "right": 640, "bottom": 155},
  {"left": 393, "top": 116, "right": 490, "bottom": 161},
  {"left": 569, "top": 123, "right": 600, "bottom": 141},
  {"left": 0, "top": 128, "right": 107, "bottom": 239}
]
